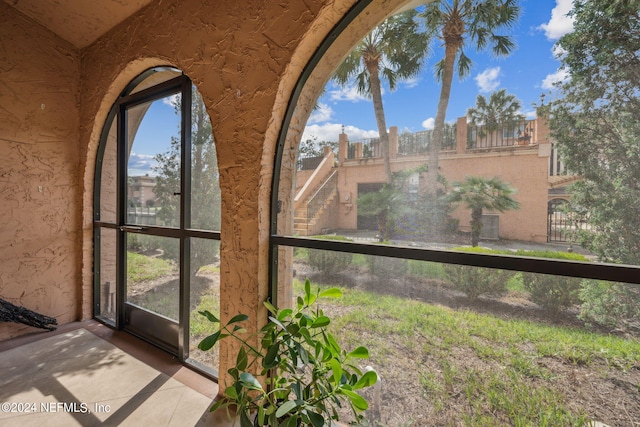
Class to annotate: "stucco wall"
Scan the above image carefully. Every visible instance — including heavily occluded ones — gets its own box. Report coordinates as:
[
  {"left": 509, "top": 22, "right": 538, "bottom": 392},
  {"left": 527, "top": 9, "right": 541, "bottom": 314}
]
[
  {"left": 336, "top": 148, "right": 550, "bottom": 242},
  {"left": 0, "top": 0, "right": 429, "bottom": 388},
  {"left": 78, "top": 0, "right": 362, "bottom": 383},
  {"left": 0, "top": 3, "right": 81, "bottom": 339}
]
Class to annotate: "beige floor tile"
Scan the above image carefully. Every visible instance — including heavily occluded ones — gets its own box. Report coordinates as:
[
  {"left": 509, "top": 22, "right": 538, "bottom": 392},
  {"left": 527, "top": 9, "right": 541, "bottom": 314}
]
[{"left": 0, "top": 325, "right": 217, "bottom": 427}]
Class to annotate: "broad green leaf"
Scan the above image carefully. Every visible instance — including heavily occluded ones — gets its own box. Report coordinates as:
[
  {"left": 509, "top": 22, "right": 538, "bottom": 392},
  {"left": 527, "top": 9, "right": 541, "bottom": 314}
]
[
  {"left": 236, "top": 346, "right": 248, "bottom": 371},
  {"left": 199, "top": 310, "right": 219, "bottom": 323},
  {"left": 198, "top": 330, "right": 221, "bottom": 351},
  {"left": 339, "top": 389, "right": 368, "bottom": 411},
  {"left": 257, "top": 405, "right": 265, "bottom": 425},
  {"left": 275, "top": 400, "right": 298, "bottom": 418},
  {"left": 277, "top": 308, "right": 293, "bottom": 321},
  {"left": 209, "top": 397, "right": 227, "bottom": 413},
  {"left": 228, "top": 314, "right": 249, "bottom": 324},
  {"left": 326, "top": 333, "right": 341, "bottom": 354},
  {"left": 348, "top": 346, "right": 370, "bottom": 359},
  {"left": 354, "top": 370, "right": 378, "bottom": 390},
  {"left": 310, "top": 315, "right": 331, "bottom": 328},
  {"left": 304, "top": 278, "right": 311, "bottom": 299},
  {"left": 268, "top": 316, "right": 287, "bottom": 331},
  {"left": 291, "top": 382, "right": 302, "bottom": 400},
  {"left": 330, "top": 358, "right": 342, "bottom": 385},
  {"left": 225, "top": 385, "right": 238, "bottom": 399},
  {"left": 285, "top": 415, "right": 300, "bottom": 427},
  {"left": 263, "top": 343, "right": 280, "bottom": 368},
  {"left": 239, "top": 372, "right": 263, "bottom": 391},
  {"left": 264, "top": 300, "right": 277, "bottom": 315},
  {"left": 307, "top": 411, "right": 325, "bottom": 427},
  {"left": 240, "top": 411, "right": 253, "bottom": 427},
  {"left": 319, "top": 288, "right": 342, "bottom": 298},
  {"left": 306, "top": 293, "right": 318, "bottom": 307}
]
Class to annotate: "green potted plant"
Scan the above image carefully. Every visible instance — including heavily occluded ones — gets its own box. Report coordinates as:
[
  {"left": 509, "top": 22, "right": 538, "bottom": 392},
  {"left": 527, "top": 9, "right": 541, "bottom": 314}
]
[{"left": 198, "top": 279, "right": 378, "bottom": 427}]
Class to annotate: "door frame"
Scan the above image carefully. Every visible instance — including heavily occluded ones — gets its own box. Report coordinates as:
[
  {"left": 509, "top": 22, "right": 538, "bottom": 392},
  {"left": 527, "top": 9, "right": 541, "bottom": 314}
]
[{"left": 93, "top": 70, "right": 220, "bottom": 368}]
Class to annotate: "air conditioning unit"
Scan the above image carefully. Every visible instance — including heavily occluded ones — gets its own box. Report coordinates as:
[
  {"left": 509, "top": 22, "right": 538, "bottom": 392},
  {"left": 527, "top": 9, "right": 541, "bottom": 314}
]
[{"left": 480, "top": 214, "right": 499, "bottom": 240}]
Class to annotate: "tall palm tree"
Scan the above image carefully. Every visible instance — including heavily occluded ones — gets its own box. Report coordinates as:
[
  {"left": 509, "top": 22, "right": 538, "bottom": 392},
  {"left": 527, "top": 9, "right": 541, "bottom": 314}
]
[
  {"left": 421, "top": 0, "right": 520, "bottom": 195},
  {"left": 447, "top": 176, "right": 520, "bottom": 246},
  {"left": 333, "top": 9, "right": 430, "bottom": 183},
  {"left": 467, "top": 88, "right": 524, "bottom": 129}
]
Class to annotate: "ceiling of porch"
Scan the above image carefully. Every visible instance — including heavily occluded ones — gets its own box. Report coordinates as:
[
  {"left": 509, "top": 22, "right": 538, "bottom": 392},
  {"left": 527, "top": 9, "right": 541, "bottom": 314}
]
[{"left": 3, "top": 0, "right": 154, "bottom": 48}]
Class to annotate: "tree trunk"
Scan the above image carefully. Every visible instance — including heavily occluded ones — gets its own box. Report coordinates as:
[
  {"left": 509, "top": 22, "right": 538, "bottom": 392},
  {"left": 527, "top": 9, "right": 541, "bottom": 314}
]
[
  {"left": 427, "top": 42, "right": 458, "bottom": 197},
  {"left": 366, "top": 61, "right": 392, "bottom": 184},
  {"left": 471, "top": 208, "right": 483, "bottom": 247}
]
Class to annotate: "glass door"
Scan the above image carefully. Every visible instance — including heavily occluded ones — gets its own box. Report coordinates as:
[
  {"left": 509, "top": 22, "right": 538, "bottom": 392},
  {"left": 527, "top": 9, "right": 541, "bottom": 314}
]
[
  {"left": 94, "top": 70, "right": 221, "bottom": 375},
  {"left": 121, "top": 87, "right": 185, "bottom": 354}
]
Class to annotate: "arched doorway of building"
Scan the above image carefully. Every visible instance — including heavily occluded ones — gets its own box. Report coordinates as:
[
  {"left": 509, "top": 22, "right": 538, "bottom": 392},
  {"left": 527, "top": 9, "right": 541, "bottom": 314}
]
[{"left": 93, "top": 68, "right": 221, "bottom": 375}]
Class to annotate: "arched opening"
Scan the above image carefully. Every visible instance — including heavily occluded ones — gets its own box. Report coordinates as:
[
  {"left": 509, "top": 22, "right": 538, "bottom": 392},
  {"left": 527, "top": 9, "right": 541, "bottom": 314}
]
[
  {"left": 269, "top": 1, "right": 640, "bottom": 424},
  {"left": 93, "top": 68, "right": 221, "bottom": 376}
]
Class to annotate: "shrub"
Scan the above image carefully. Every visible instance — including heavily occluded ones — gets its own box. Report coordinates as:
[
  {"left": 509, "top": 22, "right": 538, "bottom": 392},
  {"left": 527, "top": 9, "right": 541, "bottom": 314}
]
[
  {"left": 408, "top": 260, "right": 447, "bottom": 280},
  {"left": 365, "top": 255, "right": 408, "bottom": 279},
  {"left": 579, "top": 280, "right": 640, "bottom": 330},
  {"left": 521, "top": 273, "right": 582, "bottom": 312},
  {"left": 443, "top": 264, "right": 513, "bottom": 300},
  {"left": 308, "top": 249, "right": 352, "bottom": 277}
]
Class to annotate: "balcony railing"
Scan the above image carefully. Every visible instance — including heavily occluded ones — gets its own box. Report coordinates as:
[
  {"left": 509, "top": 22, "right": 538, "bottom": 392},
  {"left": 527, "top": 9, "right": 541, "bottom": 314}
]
[
  {"left": 467, "top": 119, "right": 535, "bottom": 149},
  {"left": 398, "top": 125, "right": 456, "bottom": 156},
  {"left": 347, "top": 137, "right": 381, "bottom": 159}
]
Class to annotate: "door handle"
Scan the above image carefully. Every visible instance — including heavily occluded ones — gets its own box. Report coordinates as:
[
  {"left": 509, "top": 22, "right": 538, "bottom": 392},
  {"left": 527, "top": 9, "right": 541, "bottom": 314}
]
[{"left": 120, "top": 226, "right": 146, "bottom": 232}]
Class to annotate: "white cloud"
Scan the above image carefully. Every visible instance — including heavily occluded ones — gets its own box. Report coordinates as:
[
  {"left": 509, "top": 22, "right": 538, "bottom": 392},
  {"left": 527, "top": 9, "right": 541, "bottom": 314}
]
[
  {"left": 542, "top": 68, "right": 569, "bottom": 90},
  {"left": 421, "top": 118, "right": 435, "bottom": 130},
  {"left": 538, "top": 0, "right": 575, "bottom": 40},
  {"left": 552, "top": 44, "right": 568, "bottom": 59},
  {"left": 128, "top": 153, "right": 157, "bottom": 176},
  {"left": 328, "top": 85, "right": 372, "bottom": 103},
  {"left": 401, "top": 76, "right": 421, "bottom": 89},
  {"left": 302, "top": 123, "right": 378, "bottom": 144},
  {"left": 475, "top": 67, "right": 501, "bottom": 93},
  {"left": 162, "top": 94, "right": 180, "bottom": 107},
  {"left": 308, "top": 103, "right": 333, "bottom": 124}
]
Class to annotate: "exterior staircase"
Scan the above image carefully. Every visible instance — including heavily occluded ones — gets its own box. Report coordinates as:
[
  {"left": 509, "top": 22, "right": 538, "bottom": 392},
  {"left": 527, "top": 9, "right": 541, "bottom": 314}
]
[
  {"left": 293, "top": 148, "right": 338, "bottom": 236},
  {"left": 293, "top": 174, "right": 338, "bottom": 236}
]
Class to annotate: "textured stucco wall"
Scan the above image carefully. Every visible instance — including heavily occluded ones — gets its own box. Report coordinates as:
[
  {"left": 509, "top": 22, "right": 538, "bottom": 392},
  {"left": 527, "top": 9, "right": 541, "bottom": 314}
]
[
  {"left": 336, "top": 149, "right": 550, "bottom": 242},
  {"left": 78, "top": 0, "right": 362, "bottom": 383},
  {"left": 0, "top": 0, "right": 422, "bottom": 389},
  {"left": 0, "top": 3, "right": 81, "bottom": 339}
]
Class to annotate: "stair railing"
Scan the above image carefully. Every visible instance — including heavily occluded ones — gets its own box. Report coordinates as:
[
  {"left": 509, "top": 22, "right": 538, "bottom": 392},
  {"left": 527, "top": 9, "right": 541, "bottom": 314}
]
[{"left": 306, "top": 170, "right": 338, "bottom": 228}]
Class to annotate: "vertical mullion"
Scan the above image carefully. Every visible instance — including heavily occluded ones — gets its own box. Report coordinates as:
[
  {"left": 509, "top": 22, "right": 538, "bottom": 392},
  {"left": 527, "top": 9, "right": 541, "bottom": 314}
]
[
  {"left": 116, "top": 101, "right": 128, "bottom": 329},
  {"left": 179, "top": 77, "right": 192, "bottom": 361}
]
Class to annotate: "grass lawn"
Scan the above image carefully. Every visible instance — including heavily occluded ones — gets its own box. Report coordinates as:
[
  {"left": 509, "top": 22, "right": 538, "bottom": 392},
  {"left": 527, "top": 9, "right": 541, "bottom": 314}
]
[{"left": 293, "top": 280, "right": 640, "bottom": 426}]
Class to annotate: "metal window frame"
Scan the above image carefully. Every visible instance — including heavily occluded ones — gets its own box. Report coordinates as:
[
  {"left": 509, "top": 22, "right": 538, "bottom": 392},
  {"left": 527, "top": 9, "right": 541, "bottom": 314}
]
[
  {"left": 268, "top": 0, "right": 640, "bottom": 312},
  {"left": 92, "top": 68, "right": 221, "bottom": 379}
]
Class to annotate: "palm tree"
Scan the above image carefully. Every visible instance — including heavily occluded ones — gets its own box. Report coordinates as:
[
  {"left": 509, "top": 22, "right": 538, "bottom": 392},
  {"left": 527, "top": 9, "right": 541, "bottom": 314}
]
[
  {"left": 467, "top": 89, "right": 524, "bottom": 145},
  {"left": 333, "top": 9, "right": 430, "bottom": 183},
  {"left": 420, "top": 0, "right": 520, "bottom": 196},
  {"left": 447, "top": 176, "right": 520, "bottom": 246},
  {"left": 467, "top": 88, "right": 524, "bottom": 129}
]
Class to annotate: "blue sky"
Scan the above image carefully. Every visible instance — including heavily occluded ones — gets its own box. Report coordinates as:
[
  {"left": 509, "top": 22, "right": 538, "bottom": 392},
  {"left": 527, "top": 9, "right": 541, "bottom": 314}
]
[
  {"left": 130, "top": 0, "right": 575, "bottom": 175},
  {"left": 302, "top": 0, "right": 574, "bottom": 143}
]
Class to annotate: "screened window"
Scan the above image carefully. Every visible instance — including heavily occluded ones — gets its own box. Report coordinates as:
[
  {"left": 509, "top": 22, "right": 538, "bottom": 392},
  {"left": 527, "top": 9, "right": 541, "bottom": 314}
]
[{"left": 270, "top": 1, "right": 640, "bottom": 425}]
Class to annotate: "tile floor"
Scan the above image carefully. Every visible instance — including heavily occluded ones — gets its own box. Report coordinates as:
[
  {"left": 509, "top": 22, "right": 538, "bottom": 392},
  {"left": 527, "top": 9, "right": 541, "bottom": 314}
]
[{"left": 0, "top": 321, "right": 237, "bottom": 426}]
